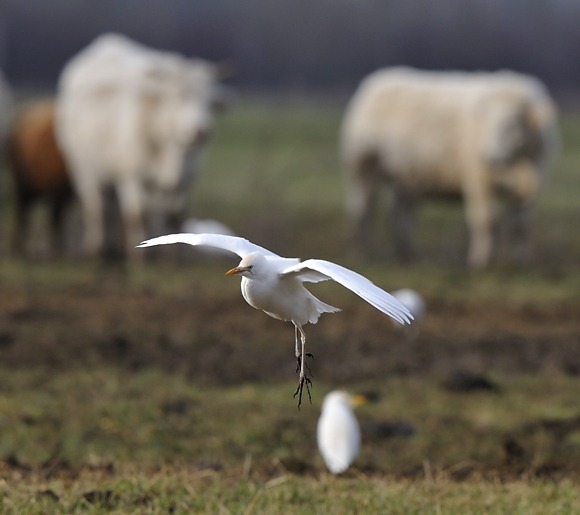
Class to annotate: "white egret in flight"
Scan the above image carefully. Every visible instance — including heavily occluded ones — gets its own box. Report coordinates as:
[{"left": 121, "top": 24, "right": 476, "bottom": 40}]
[{"left": 137, "top": 233, "right": 413, "bottom": 407}]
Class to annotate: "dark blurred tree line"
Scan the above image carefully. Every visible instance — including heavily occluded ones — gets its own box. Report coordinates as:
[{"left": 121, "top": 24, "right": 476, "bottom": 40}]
[{"left": 1, "top": 0, "right": 579, "bottom": 95}]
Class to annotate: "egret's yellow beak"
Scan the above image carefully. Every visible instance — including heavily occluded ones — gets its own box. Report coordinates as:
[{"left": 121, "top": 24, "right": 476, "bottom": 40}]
[
  {"left": 226, "top": 266, "right": 250, "bottom": 276},
  {"left": 350, "top": 394, "right": 367, "bottom": 407}
]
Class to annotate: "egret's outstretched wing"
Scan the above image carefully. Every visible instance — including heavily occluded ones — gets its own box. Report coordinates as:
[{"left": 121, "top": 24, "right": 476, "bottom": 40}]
[
  {"left": 281, "top": 259, "right": 413, "bottom": 325},
  {"left": 137, "top": 233, "right": 280, "bottom": 259}
]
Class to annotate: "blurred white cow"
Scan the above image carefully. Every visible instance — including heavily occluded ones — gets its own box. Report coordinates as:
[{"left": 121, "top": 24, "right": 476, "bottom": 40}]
[
  {"left": 56, "top": 34, "right": 232, "bottom": 261},
  {"left": 341, "top": 67, "right": 559, "bottom": 269}
]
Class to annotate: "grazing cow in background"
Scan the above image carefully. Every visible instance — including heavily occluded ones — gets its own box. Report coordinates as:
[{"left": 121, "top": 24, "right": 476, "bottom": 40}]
[
  {"left": 341, "top": 67, "right": 559, "bottom": 269},
  {"left": 56, "top": 33, "right": 233, "bottom": 261},
  {"left": 6, "top": 99, "right": 73, "bottom": 257}
]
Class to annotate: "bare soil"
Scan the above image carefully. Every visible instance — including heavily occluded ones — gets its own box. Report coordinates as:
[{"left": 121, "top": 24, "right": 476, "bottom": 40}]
[{"left": 0, "top": 278, "right": 578, "bottom": 383}]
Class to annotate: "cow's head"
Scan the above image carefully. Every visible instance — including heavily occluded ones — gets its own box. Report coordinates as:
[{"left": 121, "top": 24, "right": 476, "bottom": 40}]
[
  {"left": 142, "top": 58, "right": 235, "bottom": 192},
  {"left": 159, "top": 59, "right": 234, "bottom": 148},
  {"left": 483, "top": 92, "right": 555, "bottom": 204}
]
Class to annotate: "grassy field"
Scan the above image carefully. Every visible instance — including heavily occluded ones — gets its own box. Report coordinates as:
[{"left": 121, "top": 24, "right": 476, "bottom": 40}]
[{"left": 0, "top": 97, "right": 579, "bottom": 513}]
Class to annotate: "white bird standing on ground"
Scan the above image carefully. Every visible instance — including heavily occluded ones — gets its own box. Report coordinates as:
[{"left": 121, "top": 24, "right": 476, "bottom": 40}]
[
  {"left": 391, "top": 289, "right": 425, "bottom": 323},
  {"left": 137, "top": 233, "right": 413, "bottom": 407},
  {"left": 317, "top": 390, "right": 365, "bottom": 474}
]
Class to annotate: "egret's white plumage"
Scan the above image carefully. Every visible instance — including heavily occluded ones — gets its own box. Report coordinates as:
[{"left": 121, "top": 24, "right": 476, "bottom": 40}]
[
  {"left": 137, "top": 233, "right": 413, "bottom": 406},
  {"left": 317, "top": 391, "right": 364, "bottom": 474},
  {"left": 180, "top": 219, "right": 237, "bottom": 256}
]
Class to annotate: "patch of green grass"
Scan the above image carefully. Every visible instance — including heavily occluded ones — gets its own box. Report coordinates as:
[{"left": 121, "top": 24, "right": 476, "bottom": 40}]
[
  {"left": 0, "top": 367, "right": 579, "bottom": 513},
  {"left": 192, "top": 99, "right": 346, "bottom": 258},
  {"left": 2, "top": 469, "right": 578, "bottom": 514},
  {"left": 0, "top": 369, "right": 578, "bottom": 468},
  {"left": 5, "top": 373, "right": 580, "bottom": 514}
]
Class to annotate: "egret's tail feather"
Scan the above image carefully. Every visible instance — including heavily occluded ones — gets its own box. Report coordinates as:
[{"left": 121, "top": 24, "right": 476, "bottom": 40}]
[{"left": 310, "top": 296, "right": 341, "bottom": 324}]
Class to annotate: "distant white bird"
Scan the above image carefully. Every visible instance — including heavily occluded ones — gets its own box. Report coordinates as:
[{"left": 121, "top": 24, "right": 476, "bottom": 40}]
[
  {"left": 391, "top": 288, "right": 426, "bottom": 340},
  {"left": 317, "top": 391, "right": 365, "bottom": 474},
  {"left": 181, "top": 218, "right": 236, "bottom": 237},
  {"left": 137, "top": 233, "right": 413, "bottom": 407}
]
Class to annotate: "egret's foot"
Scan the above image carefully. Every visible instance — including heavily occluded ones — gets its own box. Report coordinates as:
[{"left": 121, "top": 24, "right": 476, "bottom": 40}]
[
  {"left": 295, "top": 353, "right": 314, "bottom": 375},
  {"left": 293, "top": 375, "right": 312, "bottom": 409}
]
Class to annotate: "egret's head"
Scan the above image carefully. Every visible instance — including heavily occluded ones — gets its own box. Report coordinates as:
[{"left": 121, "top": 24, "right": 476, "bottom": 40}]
[
  {"left": 322, "top": 390, "right": 367, "bottom": 412},
  {"left": 225, "top": 252, "right": 266, "bottom": 278}
]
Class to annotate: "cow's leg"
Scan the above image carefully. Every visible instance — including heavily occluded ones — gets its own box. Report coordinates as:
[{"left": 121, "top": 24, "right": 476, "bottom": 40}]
[
  {"left": 116, "top": 180, "right": 145, "bottom": 263},
  {"left": 391, "top": 188, "right": 416, "bottom": 262},
  {"left": 166, "top": 201, "right": 185, "bottom": 234},
  {"left": 11, "top": 191, "right": 32, "bottom": 257},
  {"left": 464, "top": 181, "right": 494, "bottom": 270},
  {"left": 49, "top": 194, "right": 70, "bottom": 258},
  {"left": 75, "top": 178, "right": 105, "bottom": 259},
  {"left": 346, "top": 155, "right": 381, "bottom": 257},
  {"left": 507, "top": 201, "right": 533, "bottom": 265}
]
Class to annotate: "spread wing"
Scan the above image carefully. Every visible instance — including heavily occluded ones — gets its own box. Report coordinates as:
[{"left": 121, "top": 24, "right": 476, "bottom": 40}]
[
  {"left": 280, "top": 259, "right": 413, "bottom": 325},
  {"left": 136, "top": 233, "right": 281, "bottom": 259}
]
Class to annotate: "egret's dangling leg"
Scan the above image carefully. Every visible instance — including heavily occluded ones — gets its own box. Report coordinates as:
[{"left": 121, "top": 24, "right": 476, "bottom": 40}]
[
  {"left": 294, "top": 325, "right": 301, "bottom": 373},
  {"left": 293, "top": 323, "right": 312, "bottom": 408},
  {"left": 294, "top": 325, "right": 314, "bottom": 374}
]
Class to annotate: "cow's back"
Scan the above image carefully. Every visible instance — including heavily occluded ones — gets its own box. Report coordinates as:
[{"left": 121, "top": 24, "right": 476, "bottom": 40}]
[
  {"left": 341, "top": 68, "right": 484, "bottom": 192},
  {"left": 56, "top": 35, "right": 152, "bottom": 181},
  {"left": 9, "top": 100, "right": 69, "bottom": 194}
]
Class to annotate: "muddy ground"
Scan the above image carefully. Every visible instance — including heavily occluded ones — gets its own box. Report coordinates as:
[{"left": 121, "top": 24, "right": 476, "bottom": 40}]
[{"left": 1, "top": 276, "right": 579, "bottom": 383}]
